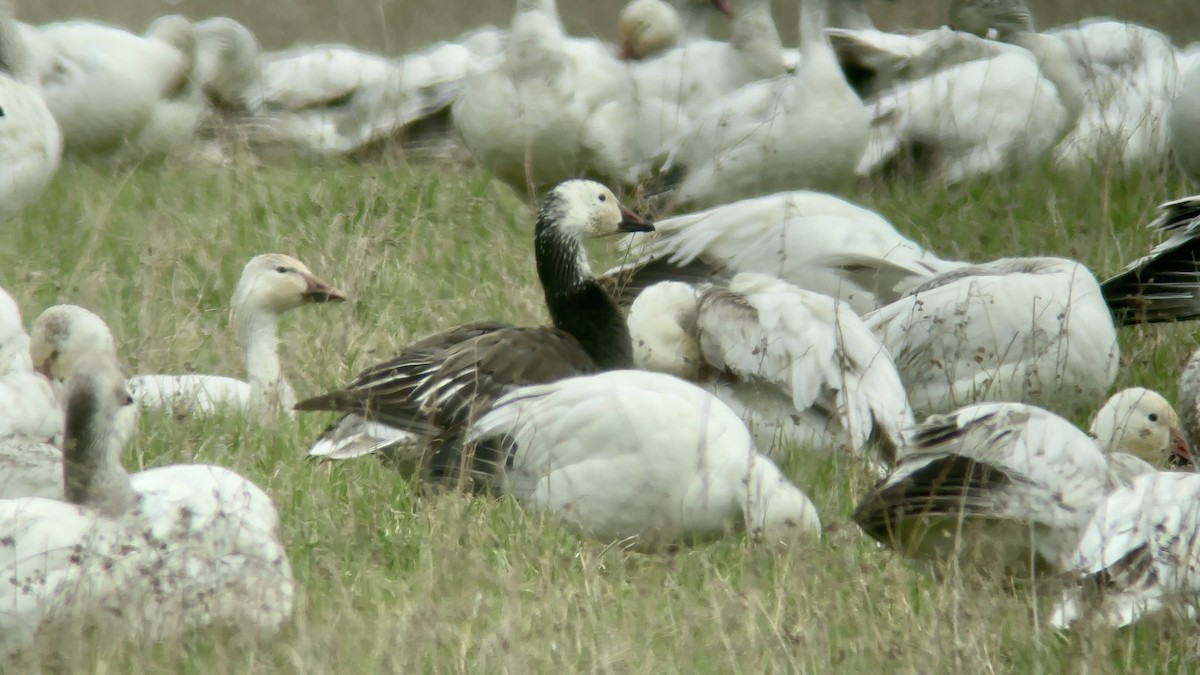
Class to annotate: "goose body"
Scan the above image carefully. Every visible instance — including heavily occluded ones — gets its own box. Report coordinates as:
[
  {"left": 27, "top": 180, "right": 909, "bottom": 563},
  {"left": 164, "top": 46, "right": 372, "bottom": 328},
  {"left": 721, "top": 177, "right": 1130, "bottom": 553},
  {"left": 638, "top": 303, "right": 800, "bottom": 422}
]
[
  {"left": 608, "top": 190, "right": 962, "bottom": 315},
  {"left": 627, "top": 275, "right": 913, "bottom": 465},
  {"left": 1051, "top": 471, "right": 1200, "bottom": 629},
  {"left": 0, "top": 351, "right": 293, "bottom": 656},
  {"left": 852, "top": 388, "right": 1184, "bottom": 575},
  {"left": 193, "top": 17, "right": 263, "bottom": 112},
  {"left": 468, "top": 369, "right": 821, "bottom": 549},
  {"left": 297, "top": 180, "right": 653, "bottom": 477},
  {"left": 0, "top": 286, "right": 61, "bottom": 499},
  {"left": 0, "top": 0, "right": 60, "bottom": 219},
  {"left": 1170, "top": 59, "right": 1200, "bottom": 180},
  {"left": 31, "top": 16, "right": 205, "bottom": 159},
  {"left": 653, "top": 0, "right": 869, "bottom": 210}
]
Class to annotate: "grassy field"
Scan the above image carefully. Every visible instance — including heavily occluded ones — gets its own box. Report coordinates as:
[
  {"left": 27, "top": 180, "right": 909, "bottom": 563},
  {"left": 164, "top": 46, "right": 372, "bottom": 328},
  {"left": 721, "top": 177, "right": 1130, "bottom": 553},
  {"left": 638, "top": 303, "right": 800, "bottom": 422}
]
[{"left": 2, "top": 148, "right": 1199, "bottom": 672}]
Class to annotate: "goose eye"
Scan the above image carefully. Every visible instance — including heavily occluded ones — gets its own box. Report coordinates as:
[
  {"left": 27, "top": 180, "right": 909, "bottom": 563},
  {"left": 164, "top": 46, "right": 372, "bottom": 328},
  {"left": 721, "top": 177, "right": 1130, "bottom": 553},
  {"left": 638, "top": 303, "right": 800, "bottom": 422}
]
[
  {"left": 122, "top": 393, "right": 134, "bottom": 406},
  {"left": 598, "top": 194, "right": 607, "bottom": 202},
  {"left": 1149, "top": 413, "right": 1159, "bottom": 422},
  {"left": 274, "top": 266, "right": 289, "bottom": 274}
]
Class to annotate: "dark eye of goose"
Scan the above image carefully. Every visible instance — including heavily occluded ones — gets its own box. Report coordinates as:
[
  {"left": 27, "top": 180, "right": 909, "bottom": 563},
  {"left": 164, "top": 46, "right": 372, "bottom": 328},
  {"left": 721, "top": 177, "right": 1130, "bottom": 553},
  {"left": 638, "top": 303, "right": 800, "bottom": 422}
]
[
  {"left": 597, "top": 194, "right": 606, "bottom": 202},
  {"left": 1149, "top": 413, "right": 1159, "bottom": 422},
  {"left": 274, "top": 266, "right": 289, "bottom": 274}
]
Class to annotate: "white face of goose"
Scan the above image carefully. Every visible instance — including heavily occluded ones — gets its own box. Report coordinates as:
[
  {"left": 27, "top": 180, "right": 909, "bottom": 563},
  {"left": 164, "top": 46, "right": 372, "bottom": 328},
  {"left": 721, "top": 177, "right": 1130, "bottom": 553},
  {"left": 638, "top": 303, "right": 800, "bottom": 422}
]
[
  {"left": 627, "top": 282, "right": 703, "bottom": 379},
  {"left": 29, "top": 305, "right": 118, "bottom": 382},
  {"left": 546, "top": 180, "right": 653, "bottom": 240},
  {"left": 1091, "top": 387, "right": 1190, "bottom": 467},
  {"left": 231, "top": 254, "right": 347, "bottom": 316},
  {"left": 618, "top": 0, "right": 680, "bottom": 59}
]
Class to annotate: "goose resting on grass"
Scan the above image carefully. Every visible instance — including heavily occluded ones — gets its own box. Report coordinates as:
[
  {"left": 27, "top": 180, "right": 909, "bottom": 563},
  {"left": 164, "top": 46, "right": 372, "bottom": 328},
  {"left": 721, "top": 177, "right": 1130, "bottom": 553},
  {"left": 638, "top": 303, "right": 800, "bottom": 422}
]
[
  {"left": 0, "top": 349, "right": 293, "bottom": 657},
  {"left": 28, "top": 255, "right": 345, "bottom": 419},
  {"left": 0, "top": 286, "right": 62, "bottom": 500},
  {"left": 466, "top": 369, "right": 821, "bottom": 550},
  {"left": 852, "top": 388, "right": 1188, "bottom": 577},
  {"left": 297, "top": 180, "right": 653, "bottom": 483},
  {"left": 626, "top": 275, "right": 913, "bottom": 467}
]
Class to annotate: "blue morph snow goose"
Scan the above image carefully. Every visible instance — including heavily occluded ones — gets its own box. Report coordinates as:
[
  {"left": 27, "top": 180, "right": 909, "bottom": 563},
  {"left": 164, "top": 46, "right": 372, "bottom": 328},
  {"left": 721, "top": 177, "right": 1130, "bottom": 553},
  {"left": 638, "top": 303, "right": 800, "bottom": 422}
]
[
  {"left": 0, "top": 349, "right": 293, "bottom": 657},
  {"left": 626, "top": 274, "right": 913, "bottom": 466},
  {"left": 296, "top": 180, "right": 653, "bottom": 480},
  {"left": 467, "top": 369, "right": 821, "bottom": 550}
]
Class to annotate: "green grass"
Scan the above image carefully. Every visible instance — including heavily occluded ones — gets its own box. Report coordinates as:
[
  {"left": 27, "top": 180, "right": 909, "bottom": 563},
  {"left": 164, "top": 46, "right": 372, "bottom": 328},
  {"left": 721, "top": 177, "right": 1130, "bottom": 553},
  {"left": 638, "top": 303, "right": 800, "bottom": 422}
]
[{"left": 5, "top": 154, "right": 1200, "bottom": 672}]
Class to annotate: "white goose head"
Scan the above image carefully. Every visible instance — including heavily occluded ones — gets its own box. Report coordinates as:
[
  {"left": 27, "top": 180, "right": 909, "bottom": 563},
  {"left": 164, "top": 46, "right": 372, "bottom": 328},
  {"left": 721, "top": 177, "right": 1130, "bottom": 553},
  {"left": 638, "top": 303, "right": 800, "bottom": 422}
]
[
  {"left": 618, "top": 0, "right": 682, "bottom": 60},
  {"left": 537, "top": 180, "right": 653, "bottom": 240},
  {"left": 1090, "top": 387, "right": 1190, "bottom": 468},
  {"left": 29, "top": 304, "right": 118, "bottom": 382},
  {"left": 230, "top": 254, "right": 347, "bottom": 320},
  {"left": 626, "top": 281, "right": 703, "bottom": 380}
]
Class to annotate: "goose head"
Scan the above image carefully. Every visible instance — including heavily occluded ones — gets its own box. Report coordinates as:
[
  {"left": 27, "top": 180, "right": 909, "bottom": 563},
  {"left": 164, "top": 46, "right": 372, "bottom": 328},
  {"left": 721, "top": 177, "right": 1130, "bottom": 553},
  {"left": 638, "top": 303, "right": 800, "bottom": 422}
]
[
  {"left": 745, "top": 459, "right": 823, "bottom": 545},
  {"left": 536, "top": 180, "right": 653, "bottom": 241},
  {"left": 0, "top": 287, "right": 32, "bottom": 376},
  {"left": 61, "top": 347, "right": 138, "bottom": 516},
  {"left": 29, "top": 305, "right": 118, "bottom": 381},
  {"left": 1090, "top": 387, "right": 1190, "bottom": 468},
  {"left": 194, "top": 17, "right": 263, "bottom": 112},
  {"left": 618, "top": 0, "right": 681, "bottom": 60},
  {"left": 230, "top": 254, "right": 347, "bottom": 320},
  {"left": 627, "top": 282, "right": 703, "bottom": 379}
]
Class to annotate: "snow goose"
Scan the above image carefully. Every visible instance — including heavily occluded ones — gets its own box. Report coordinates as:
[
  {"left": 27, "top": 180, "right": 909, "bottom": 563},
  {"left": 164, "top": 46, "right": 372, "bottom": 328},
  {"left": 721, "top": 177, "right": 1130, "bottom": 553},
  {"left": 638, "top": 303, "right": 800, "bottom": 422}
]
[
  {"left": 452, "top": 0, "right": 636, "bottom": 195},
  {"left": 626, "top": 275, "right": 914, "bottom": 466},
  {"left": 605, "top": 189, "right": 963, "bottom": 315},
  {"left": 193, "top": 17, "right": 263, "bottom": 113},
  {"left": 1170, "top": 59, "right": 1200, "bottom": 180},
  {"left": 1050, "top": 471, "right": 1200, "bottom": 629},
  {"left": 31, "top": 15, "right": 205, "bottom": 159},
  {"left": 0, "top": 349, "right": 293, "bottom": 657},
  {"left": 1092, "top": 387, "right": 1190, "bottom": 485},
  {"left": 627, "top": 0, "right": 783, "bottom": 120},
  {"left": 857, "top": 8, "right": 1085, "bottom": 183},
  {"left": 296, "top": 180, "right": 654, "bottom": 479},
  {"left": 0, "top": 0, "right": 61, "bottom": 220},
  {"left": 853, "top": 402, "right": 1112, "bottom": 576},
  {"left": 651, "top": 0, "right": 869, "bottom": 210},
  {"left": 0, "top": 286, "right": 61, "bottom": 500},
  {"left": 618, "top": 0, "right": 732, "bottom": 60},
  {"left": 466, "top": 369, "right": 821, "bottom": 549},
  {"left": 29, "top": 256, "right": 346, "bottom": 418}
]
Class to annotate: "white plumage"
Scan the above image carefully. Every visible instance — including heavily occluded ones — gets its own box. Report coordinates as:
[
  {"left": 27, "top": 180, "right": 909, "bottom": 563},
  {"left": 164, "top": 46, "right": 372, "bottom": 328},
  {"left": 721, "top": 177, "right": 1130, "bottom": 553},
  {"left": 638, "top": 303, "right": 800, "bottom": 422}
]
[
  {"left": 0, "top": 0, "right": 60, "bottom": 220},
  {"left": 0, "top": 286, "right": 61, "bottom": 500},
  {"left": 468, "top": 369, "right": 821, "bottom": 549}
]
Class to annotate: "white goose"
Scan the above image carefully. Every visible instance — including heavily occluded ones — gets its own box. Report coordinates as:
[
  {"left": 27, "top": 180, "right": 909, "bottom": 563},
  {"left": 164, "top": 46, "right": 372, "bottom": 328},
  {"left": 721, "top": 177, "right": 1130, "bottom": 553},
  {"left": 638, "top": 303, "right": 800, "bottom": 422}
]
[
  {"left": 607, "top": 189, "right": 963, "bottom": 315},
  {"left": 0, "top": 349, "right": 293, "bottom": 657},
  {"left": 193, "top": 16, "right": 263, "bottom": 113},
  {"left": 31, "top": 255, "right": 346, "bottom": 418},
  {"left": 0, "top": 0, "right": 60, "bottom": 220},
  {"left": 652, "top": 0, "right": 869, "bottom": 210},
  {"left": 30, "top": 15, "right": 205, "bottom": 159},
  {"left": 618, "top": 0, "right": 732, "bottom": 60},
  {"left": 467, "top": 369, "right": 822, "bottom": 550},
  {"left": 1051, "top": 471, "right": 1200, "bottom": 629},
  {"left": 0, "top": 286, "right": 61, "bottom": 500},
  {"left": 1091, "top": 387, "right": 1190, "bottom": 485},
  {"left": 1170, "top": 59, "right": 1200, "bottom": 180},
  {"left": 857, "top": 10, "right": 1085, "bottom": 182},
  {"left": 626, "top": 275, "right": 913, "bottom": 465},
  {"left": 852, "top": 388, "right": 1185, "bottom": 576}
]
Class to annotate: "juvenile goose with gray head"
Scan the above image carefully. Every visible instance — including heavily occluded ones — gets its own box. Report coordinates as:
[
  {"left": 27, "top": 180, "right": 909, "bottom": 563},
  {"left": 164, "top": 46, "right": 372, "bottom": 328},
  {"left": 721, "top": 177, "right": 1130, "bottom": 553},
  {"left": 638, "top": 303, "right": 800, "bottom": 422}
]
[
  {"left": 0, "top": 349, "right": 293, "bottom": 657},
  {"left": 297, "top": 180, "right": 652, "bottom": 481}
]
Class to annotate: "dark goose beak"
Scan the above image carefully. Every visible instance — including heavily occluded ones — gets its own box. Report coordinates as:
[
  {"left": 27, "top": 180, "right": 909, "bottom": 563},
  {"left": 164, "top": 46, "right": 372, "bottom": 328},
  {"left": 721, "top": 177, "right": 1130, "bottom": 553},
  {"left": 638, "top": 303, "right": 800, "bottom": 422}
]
[
  {"left": 618, "top": 204, "right": 654, "bottom": 233},
  {"left": 1169, "top": 427, "right": 1193, "bottom": 469}
]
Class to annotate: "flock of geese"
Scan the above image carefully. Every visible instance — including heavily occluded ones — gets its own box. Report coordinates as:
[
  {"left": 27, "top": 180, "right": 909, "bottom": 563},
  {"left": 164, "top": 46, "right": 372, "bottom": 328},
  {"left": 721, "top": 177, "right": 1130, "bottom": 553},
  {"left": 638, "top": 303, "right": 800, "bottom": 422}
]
[{"left": 4, "top": 0, "right": 1200, "bottom": 660}]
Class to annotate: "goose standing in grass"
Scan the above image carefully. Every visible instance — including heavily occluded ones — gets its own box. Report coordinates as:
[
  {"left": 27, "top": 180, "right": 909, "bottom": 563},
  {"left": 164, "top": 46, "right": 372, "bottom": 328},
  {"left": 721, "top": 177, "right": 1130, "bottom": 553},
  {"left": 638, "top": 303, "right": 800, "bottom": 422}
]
[
  {"left": 30, "top": 15, "right": 205, "bottom": 159},
  {"left": 856, "top": 4, "right": 1084, "bottom": 182},
  {"left": 1051, "top": 471, "right": 1200, "bottom": 629},
  {"left": 297, "top": 180, "right": 653, "bottom": 480},
  {"left": 29, "top": 255, "right": 346, "bottom": 419},
  {"left": 1170, "top": 60, "right": 1200, "bottom": 180},
  {"left": 466, "top": 370, "right": 821, "bottom": 549},
  {"left": 0, "top": 349, "right": 293, "bottom": 657},
  {"left": 626, "top": 275, "right": 913, "bottom": 467},
  {"left": 852, "top": 388, "right": 1186, "bottom": 576},
  {"left": 605, "top": 189, "right": 962, "bottom": 315},
  {"left": 0, "top": 0, "right": 60, "bottom": 219},
  {"left": 0, "top": 286, "right": 62, "bottom": 500},
  {"left": 650, "top": 0, "right": 869, "bottom": 210}
]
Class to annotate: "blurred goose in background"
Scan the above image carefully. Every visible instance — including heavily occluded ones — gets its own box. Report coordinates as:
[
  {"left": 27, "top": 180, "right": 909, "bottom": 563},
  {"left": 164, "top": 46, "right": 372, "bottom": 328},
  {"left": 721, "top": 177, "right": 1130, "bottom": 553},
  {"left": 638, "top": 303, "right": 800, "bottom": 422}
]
[
  {"left": 29, "top": 256, "right": 346, "bottom": 419},
  {"left": 466, "top": 370, "right": 822, "bottom": 549},
  {"left": 0, "top": 349, "right": 293, "bottom": 657},
  {"left": 857, "top": 2, "right": 1084, "bottom": 183},
  {"left": 0, "top": 0, "right": 60, "bottom": 220},
  {"left": 193, "top": 16, "right": 263, "bottom": 113},
  {"left": 297, "top": 180, "right": 654, "bottom": 480},
  {"left": 649, "top": 0, "right": 869, "bottom": 210},
  {"left": 1051, "top": 471, "right": 1200, "bottom": 629},
  {"left": 617, "top": 0, "right": 732, "bottom": 60},
  {"left": 0, "top": 286, "right": 62, "bottom": 500},
  {"left": 852, "top": 388, "right": 1185, "bottom": 577},
  {"left": 605, "top": 189, "right": 962, "bottom": 315},
  {"left": 1170, "top": 59, "right": 1200, "bottom": 180},
  {"left": 626, "top": 275, "right": 913, "bottom": 467},
  {"left": 29, "top": 15, "right": 205, "bottom": 159}
]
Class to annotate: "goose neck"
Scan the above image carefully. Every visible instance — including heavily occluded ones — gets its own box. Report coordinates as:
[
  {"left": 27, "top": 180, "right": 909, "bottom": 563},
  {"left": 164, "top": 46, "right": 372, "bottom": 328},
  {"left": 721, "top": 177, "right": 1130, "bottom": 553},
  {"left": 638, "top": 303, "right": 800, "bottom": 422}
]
[
  {"left": 62, "top": 390, "right": 135, "bottom": 518},
  {"left": 235, "top": 305, "right": 287, "bottom": 410},
  {"left": 798, "top": 0, "right": 834, "bottom": 59},
  {"left": 731, "top": 0, "right": 782, "bottom": 60},
  {"left": 1009, "top": 32, "right": 1085, "bottom": 124},
  {"left": 0, "top": 1, "right": 34, "bottom": 83},
  {"left": 534, "top": 220, "right": 634, "bottom": 370}
]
